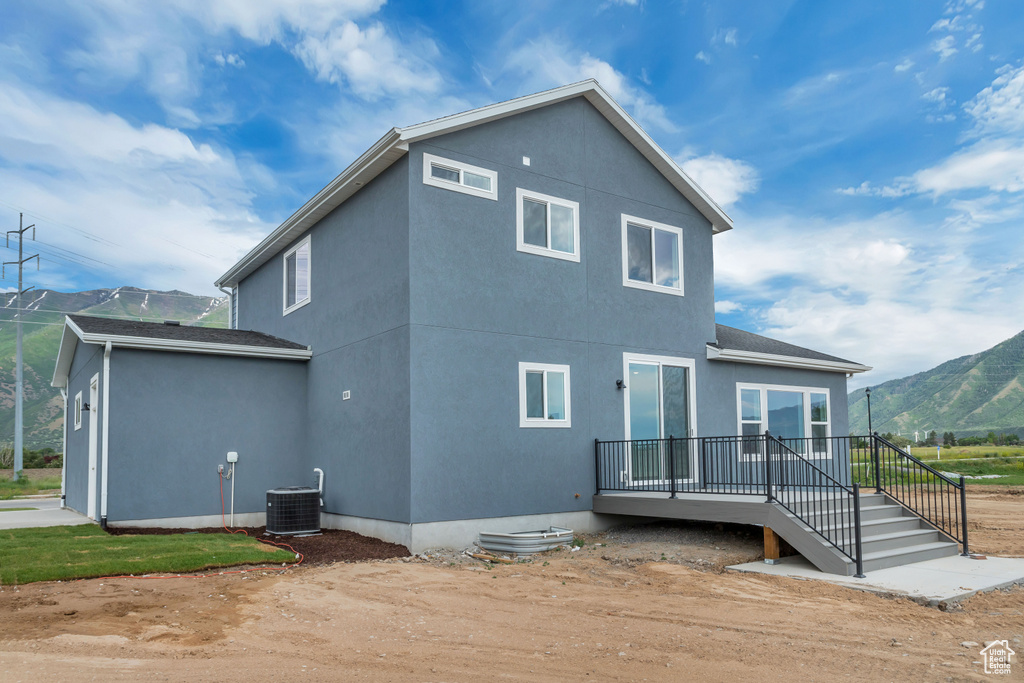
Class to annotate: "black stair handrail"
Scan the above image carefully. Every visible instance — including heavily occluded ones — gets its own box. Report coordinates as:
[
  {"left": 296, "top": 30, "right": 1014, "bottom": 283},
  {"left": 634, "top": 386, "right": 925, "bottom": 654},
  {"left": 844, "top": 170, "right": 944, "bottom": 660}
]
[
  {"left": 765, "top": 433, "right": 865, "bottom": 577},
  {"left": 870, "top": 433, "right": 968, "bottom": 555}
]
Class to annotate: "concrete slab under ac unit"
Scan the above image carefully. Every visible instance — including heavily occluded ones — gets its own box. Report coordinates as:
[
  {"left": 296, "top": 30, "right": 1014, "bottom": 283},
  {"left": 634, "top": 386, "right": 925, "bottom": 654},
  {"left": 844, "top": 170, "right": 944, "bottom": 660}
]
[{"left": 727, "top": 554, "right": 1024, "bottom": 608}]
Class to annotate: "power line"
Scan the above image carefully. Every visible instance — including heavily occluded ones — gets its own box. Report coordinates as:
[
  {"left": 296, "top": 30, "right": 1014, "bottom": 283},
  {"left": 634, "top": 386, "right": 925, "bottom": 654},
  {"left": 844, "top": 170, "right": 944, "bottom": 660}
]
[{"left": 3, "top": 213, "right": 38, "bottom": 480}]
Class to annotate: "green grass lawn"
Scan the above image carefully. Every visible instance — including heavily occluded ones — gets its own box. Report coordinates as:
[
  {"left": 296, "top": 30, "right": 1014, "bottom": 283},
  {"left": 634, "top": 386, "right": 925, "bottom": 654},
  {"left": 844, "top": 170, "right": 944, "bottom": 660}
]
[
  {"left": 0, "top": 474, "right": 62, "bottom": 499},
  {"left": 0, "top": 525, "right": 297, "bottom": 585},
  {"left": 911, "top": 444, "right": 1024, "bottom": 461},
  {"left": 926, "top": 457, "right": 1024, "bottom": 485}
]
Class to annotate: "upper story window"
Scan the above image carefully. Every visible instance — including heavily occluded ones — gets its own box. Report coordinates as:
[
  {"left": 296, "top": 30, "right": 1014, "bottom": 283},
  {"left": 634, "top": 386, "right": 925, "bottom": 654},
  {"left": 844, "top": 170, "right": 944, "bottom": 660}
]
[
  {"left": 516, "top": 189, "right": 580, "bottom": 262},
  {"left": 283, "top": 236, "right": 311, "bottom": 315},
  {"left": 422, "top": 152, "right": 498, "bottom": 201},
  {"left": 621, "top": 214, "right": 684, "bottom": 296},
  {"left": 519, "top": 362, "right": 571, "bottom": 428},
  {"left": 74, "top": 391, "right": 83, "bottom": 430}
]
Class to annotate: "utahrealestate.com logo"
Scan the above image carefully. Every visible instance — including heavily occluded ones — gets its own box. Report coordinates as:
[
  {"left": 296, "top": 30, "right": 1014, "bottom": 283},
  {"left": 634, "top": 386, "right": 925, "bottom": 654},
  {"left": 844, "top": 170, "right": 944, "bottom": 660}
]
[{"left": 981, "top": 640, "right": 1015, "bottom": 675}]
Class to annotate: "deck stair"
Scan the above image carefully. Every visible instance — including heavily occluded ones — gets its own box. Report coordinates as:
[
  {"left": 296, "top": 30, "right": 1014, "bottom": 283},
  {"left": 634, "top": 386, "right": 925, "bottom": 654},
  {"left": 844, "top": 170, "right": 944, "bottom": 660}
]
[{"left": 770, "top": 491, "right": 961, "bottom": 575}]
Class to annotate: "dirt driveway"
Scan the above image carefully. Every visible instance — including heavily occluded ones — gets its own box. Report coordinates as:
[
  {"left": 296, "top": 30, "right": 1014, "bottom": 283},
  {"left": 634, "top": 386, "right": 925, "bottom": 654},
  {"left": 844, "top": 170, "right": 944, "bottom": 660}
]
[{"left": 1, "top": 489, "right": 1022, "bottom": 682}]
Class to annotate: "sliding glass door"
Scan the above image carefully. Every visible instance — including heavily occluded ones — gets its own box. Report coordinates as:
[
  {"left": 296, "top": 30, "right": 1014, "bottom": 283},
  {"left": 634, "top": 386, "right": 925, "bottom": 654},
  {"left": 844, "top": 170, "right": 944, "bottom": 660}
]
[{"left": 625, "top": 355, "right": 695, "bottom": 484}]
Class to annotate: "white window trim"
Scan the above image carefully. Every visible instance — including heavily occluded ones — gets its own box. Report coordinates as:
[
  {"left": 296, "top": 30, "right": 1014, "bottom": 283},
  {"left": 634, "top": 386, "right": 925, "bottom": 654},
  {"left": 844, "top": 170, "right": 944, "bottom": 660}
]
[
  {"left": 620, "top": 214, "right": 685, "bottom": 297},
  {"left": 518, "top": 362, "right": 572, "bottom": 428},
  {"left": 515, "top": 188, "right": 581, "bottom": 262},
  {"left": 282, "top": 235, "right": 311, "bottom": 316},
  {"left": 422, "top": 152, "right": 498, "bottom": 201},
  {"left": 74, "top": 391, "right": 83, "bottom": 431},
  {"left": 735, "top": 383, "right": 832, "bottom": 461}
]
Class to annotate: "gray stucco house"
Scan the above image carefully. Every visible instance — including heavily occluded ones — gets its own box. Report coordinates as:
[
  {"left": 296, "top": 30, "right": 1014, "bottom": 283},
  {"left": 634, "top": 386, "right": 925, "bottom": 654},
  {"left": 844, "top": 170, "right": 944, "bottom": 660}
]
[{"left": 58, "top": 80, "right": 967, "bottom": 573}]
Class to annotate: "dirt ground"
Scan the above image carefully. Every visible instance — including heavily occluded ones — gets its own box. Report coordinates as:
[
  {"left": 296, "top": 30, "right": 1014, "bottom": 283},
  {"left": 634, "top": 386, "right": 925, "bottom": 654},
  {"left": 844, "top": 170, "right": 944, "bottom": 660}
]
[{"left": 1, "top": 489, "right": 1022, "bottom": 681}]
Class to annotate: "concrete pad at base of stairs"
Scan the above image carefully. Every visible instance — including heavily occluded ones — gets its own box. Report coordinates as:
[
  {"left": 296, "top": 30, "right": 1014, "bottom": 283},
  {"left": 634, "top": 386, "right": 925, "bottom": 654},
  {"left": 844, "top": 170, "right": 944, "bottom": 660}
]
[
  {"left": 727, "top": 554, "right": 1024, "bottom": 608},
  {"left": 0, "top": 498, "right": 94, "bottom": 530}
]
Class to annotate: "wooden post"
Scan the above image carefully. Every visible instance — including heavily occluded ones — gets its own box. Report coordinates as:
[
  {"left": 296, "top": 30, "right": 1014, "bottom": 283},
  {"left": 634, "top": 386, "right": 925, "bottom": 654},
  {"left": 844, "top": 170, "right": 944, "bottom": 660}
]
[{"left": 763, "top": 526, "right": 782, "bottom": 561}]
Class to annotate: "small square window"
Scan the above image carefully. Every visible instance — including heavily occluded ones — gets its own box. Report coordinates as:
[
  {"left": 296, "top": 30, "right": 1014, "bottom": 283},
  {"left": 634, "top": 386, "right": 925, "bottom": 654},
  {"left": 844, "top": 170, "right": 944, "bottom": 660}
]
[
  {"left": 519, "top": 362, "right": 571, "bottom": 428},
  {"left": 422, "top": 153, "right": 498, "bottom": 201},
  {"left": 516, "top": 189, "right": 580, "bottom": 262},
  {"left": 283, "top": 235, "right": 311, "bottom": 315},
  {"left": 74, "top": 391, "right": 83, "bottom": 431},
  {"left": 621, "top": 214, "right": 684, "bottom": 296}
]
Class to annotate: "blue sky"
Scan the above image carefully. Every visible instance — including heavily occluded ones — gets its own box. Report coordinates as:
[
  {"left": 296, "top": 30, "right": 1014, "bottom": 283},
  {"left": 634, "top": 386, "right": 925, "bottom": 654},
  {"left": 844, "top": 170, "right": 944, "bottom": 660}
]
[{"left": 1, "top": 0, "right": 1021, "bottom": 387}]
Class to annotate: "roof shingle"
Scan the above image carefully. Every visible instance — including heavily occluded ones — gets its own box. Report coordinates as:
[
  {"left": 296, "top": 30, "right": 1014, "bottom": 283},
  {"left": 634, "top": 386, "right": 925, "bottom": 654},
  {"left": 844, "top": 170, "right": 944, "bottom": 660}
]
[
  {"left": 711, "top": 324, "right": 857, "bottom": 365},
  {"left": 68, "top": 315, "right": 307, "bottom": 350}
]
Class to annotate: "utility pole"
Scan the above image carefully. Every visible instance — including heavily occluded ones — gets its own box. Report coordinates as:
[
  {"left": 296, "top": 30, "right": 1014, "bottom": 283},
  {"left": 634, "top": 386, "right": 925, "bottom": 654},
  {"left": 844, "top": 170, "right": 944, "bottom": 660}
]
[{"left": 4, "top": 214, "right": 38, "bottom": 481}]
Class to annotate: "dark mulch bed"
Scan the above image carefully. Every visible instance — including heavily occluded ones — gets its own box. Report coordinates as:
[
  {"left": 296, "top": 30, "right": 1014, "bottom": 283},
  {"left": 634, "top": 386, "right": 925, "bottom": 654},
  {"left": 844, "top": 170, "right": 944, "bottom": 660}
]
[{"left": 106, "top": 526, "right": 410, "bottom": 565}]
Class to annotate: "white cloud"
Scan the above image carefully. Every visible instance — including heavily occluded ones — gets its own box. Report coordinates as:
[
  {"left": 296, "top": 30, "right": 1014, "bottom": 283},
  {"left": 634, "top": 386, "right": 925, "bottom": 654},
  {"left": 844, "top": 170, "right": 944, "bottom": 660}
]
[
  {"left": 713, "top": 210, "right": 1024, "bottom": 386},
  {"left": 503, "top": 41, "right": 677, "bottom": 133},
  {"left": 894, "top": 59, "right": 915, "bottom": 73},
  {"left": 293, "top": 21, "right": 442, "bottom": 99},
  {"left": 842, "top": 64, "right": 1024, "bottom": 198},
  {"left": 214, "top": 52, "right": 245, "bottom": 67},
  {"left": 695, "top": 51, "right": 711, "bottom": 65},
  {"left": 60, "top": 0, "right": 435, "bottom": 119},
  {"left": 713, "top": 28, "right": 738, "bottom": 46},
  {"left": 912, "top": 141, "right": 1024, "bottom": 194},
  {"left": 0, "top": 78, "right": 271, "bottom": 294},
  {"left": 921, "top": 86, "right": 951, "bottom": 107},
  {"left": 931, "top": 35, "right": 958, "bottom": 61},
  {"left": 678, "top": 153, "right": 759, "bottom": 208},
  {"left": 962, "top": 63, "right": 1024, "bottom": 138},
  {"left": 714, "top": 300, "right": 743, "bottom": 314},
  {"left": 170, "top": 0, "right": 385, "bottom": 43}
]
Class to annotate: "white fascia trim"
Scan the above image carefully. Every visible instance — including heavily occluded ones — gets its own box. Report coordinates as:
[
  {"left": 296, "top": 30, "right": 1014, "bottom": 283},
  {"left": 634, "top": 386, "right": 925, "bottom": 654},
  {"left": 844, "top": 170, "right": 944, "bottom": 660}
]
[
  {"left": 216, "top": 80, "right": 733, "bottom": 289},
  {"left": 79, "top": 333, "right": 313, "bottom": 360},
  {"left": 707, "top": 345, "right": 872, "bottom": 374},
  {"left": 51, "top": 317, "right": 81, "bottom": 388}
]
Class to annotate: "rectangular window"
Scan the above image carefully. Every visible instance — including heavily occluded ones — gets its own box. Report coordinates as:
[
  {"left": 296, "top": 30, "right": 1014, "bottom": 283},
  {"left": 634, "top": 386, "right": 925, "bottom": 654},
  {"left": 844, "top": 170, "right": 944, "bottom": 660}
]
[
  {"left": 515, "top": 188, "right": 580, "bottom": 262},
  {"left": 422, "top": 152, "right": 498, "bottom": 201},
  {"left": 621, "top": 214, "right": 684, "bottom": 296},
  {"left": 74, "top": 391, "right": 83, "bottom": 431},
  {"left": 519, "top": 362, "right": 571, "bottom": 428},
  {"left": 282, "top": 236, "right": 311, "bottom": 315},
  {"left": 736, "top": 384, "right": 831, "bottom": 459}
]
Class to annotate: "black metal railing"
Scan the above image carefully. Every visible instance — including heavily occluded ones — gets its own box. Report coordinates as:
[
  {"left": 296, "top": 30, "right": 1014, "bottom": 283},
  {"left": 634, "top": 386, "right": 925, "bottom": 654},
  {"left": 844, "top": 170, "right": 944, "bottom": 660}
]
[
  {"left": 864, "top": 433, "right": 968, "bottom": 554},
  {"left": 765, "top": 434, "right": 864, "bottom": 576},
  {"left": 595, "top": 432, "right": 975, "bottom": 572},
  {"left": 595, "top": 432, "right": 866, "bottom": 576}
]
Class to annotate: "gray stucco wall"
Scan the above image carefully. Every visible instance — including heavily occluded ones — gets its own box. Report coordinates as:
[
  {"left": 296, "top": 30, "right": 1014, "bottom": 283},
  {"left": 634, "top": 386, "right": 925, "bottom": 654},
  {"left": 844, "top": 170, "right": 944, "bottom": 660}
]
[
  {"left": 406, "top": 98, "right": 720, "bottom": 523},
  {"left": 224, "top": 94, "right": 855, "bottom": 527},
  {"left": 63, "top": 342, "right": 104, "bottom": 516},
  {"left": 236, "top": 156, "right": 412, "bottom": 524},
  {"left": 104, "top": 349, "right": 308, "bottom": 522}
]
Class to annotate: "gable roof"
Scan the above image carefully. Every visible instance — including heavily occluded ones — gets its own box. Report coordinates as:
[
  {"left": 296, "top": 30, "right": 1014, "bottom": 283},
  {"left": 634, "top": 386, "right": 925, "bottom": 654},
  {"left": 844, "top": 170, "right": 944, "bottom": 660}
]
[
  {"left": 707, "top": 324, "right": 871, "bottom": 374},
  {"left": 52, "top": 315, "right": 311, "bottom": 388},
  {"left": 215, "top": 79, "right": 733, "bottom": 289}
]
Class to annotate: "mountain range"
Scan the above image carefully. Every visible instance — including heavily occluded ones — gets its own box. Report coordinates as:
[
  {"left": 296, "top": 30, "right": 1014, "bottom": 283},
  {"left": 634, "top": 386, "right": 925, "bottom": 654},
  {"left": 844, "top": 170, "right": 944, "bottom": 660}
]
[
  {"left": 0, "top": 287, "right": 227, "bottom": 451},
  {"left": 848, "top": 329, "right": 1024, "bottom": 439}
]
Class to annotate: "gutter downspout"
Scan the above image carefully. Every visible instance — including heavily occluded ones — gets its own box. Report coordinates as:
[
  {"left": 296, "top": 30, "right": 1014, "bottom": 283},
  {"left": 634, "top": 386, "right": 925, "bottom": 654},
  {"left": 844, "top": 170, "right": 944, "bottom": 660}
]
[
  {"left": 218, "top": 286, "right": 233, "bottom": 329},
  {"left": 60, "top": 388, "right": 67, "bottom": 508},
  {"left": 100, "top": 340, "right": 111, "bottom": 529}
]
